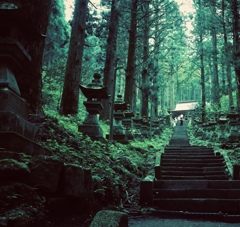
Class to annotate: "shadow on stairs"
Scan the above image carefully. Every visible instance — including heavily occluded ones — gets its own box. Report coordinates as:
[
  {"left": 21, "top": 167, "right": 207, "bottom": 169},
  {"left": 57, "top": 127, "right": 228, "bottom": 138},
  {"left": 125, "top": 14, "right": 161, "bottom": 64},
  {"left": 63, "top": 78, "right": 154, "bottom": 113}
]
[{"left": 140, "top": 123, "right": 240, "bottom": 223}]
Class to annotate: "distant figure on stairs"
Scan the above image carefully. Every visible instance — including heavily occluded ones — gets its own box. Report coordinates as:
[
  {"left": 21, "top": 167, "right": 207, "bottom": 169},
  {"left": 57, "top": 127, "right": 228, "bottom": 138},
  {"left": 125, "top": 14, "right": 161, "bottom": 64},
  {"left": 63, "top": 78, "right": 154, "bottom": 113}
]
[{"left": 180, "top": 117, "right": 183, "bottom": 126}]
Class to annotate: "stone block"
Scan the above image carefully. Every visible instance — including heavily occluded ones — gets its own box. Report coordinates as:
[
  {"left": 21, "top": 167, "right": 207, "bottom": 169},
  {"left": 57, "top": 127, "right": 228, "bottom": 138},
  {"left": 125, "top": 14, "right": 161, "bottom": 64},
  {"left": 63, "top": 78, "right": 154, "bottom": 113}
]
[
  {"left": 0, "top": 132, "right": 52, "bottom": 156},
  {"left": 140, "top": 175, "right": 154, "bottom": 206},
  {"left": 0, "top": 158, "right": 30, "bottom": 182},
  {"left": 59, "top": 164, "right": 93, "bottom": 199},
  {"left": 0, "top": 66, "right": 20, "bottom": 95},
  {"left": 28, "top": 156, "right": 64, "bottom": 194},
  {"left": 154, "top": 166, "right": 161, "bottom": 180},
  {"left": 90, "top": 210, "right": 128, "bottom": 227},
  {"left": 0, "top": 88, "right": 29, "bottom": 118},
  {"left": 0, "top": 111, "right": 39, "bottom": 141},
  {"left": 233, "top": 164, "right": 240, "bottom": 180}
]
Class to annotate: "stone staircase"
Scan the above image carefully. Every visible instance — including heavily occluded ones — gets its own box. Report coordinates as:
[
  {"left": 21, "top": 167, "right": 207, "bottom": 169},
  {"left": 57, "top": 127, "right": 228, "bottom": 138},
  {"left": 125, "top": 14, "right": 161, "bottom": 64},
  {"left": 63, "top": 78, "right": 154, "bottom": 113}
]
[{"left": 140, "top": 124, "right": 240, "bottom": 222}]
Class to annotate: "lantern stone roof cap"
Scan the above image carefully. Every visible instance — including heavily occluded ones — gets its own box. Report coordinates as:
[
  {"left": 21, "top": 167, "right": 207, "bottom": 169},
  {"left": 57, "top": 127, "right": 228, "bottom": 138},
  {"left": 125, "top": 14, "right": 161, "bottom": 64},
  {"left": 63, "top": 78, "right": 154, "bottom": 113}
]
[
  {"left": 79, "top": 73, "right": 110, "bottom": 100},
  {"left": 0, "top": 7, "right": 44, "bottom": 40}
]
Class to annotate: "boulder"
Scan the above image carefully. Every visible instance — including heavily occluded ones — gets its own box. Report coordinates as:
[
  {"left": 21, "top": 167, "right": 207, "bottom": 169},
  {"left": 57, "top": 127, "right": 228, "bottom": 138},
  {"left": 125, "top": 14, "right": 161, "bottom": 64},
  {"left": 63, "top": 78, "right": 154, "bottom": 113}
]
[
  {"left": 28, "top": 156, "right": 64, "bottom": 194},
  {"left": 59, "top": 164, "right": 93, "bottom": 199},
  {"left": 57, "top": 164, "right": 94, "bottom": 214},
  {"left": 0, "top": 150, "right": 31, "bottom": 163},
  {"left": 0, "top": 158, "right": 30, "bottom": 182},
  {"left": 0, "top": 182, "right": 45, "bottom": 227},
  {"left": 90, "top": 210, "right": 128, "bottom": 227}
]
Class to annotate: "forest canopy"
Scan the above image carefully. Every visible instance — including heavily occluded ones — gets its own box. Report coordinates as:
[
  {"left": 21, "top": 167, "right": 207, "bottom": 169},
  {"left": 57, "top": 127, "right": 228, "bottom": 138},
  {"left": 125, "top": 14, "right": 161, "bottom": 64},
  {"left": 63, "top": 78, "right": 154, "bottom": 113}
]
[{"left": 40, "top": 0, "right": 240, "bottom": 121}]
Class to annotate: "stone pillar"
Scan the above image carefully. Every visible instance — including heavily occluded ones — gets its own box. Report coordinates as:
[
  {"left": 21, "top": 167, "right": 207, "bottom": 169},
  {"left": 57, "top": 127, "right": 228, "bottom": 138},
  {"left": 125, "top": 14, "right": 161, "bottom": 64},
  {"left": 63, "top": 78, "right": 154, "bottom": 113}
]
[
  {"left": 226, "top": 106, "right": 240, "bottom": 146},
  {"left": 106, "top": 94, "right": 128, "bottom": 143},
  {"left": 132, "top": 113, "right": 142, "bottom": 139},
  {"left": 0, "top": 6, "right": 49, "bottom": 155},
  {"left": 122, "top": 104, "right": 134, "bottom": 140},
  {"left": 217, "top": 113, "right": 228, "bottom": 143}
]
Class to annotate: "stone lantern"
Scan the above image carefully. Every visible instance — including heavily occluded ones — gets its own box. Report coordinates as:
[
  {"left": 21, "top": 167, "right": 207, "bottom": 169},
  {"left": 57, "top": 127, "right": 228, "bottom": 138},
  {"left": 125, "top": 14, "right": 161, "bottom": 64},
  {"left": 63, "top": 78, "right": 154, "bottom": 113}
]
[
  {"left": 141, "top": 116, "right": 150, "bottom": 138},
  {"left": 107, "top": 94, "right": 128, "bottom": 143},
  {"left": 79, "top": 73, "right": 109, "bottom": 140},
  {"left": 0, "top": 3, "right": 48, "bottom": 155},
  {"left": 217, "top": 113, "right": 228, "bottom": 143},
  {"left": 132, "top": 113, "right": 142, "bottom": 138},
  {"left": 226, "top": 106, "right": 240, "bottom": 143},
  {"left": 123, "top": 104, "right": 134, "bottom": 140}
]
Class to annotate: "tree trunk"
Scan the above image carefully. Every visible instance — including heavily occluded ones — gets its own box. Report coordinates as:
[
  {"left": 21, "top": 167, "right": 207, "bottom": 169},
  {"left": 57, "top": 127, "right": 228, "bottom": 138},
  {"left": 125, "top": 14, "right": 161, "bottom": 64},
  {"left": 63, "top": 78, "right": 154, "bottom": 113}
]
[
  {"left": 60, "top": 0, "right": 87, "bottom": 115},
  {"left": 141, "top": 0, "right": 150, "bottom": 118},
  {"left": 211, "top": 26, "right": 221, "bottom": 110},
  {"left": 232, "top": 0, "right": 240, "bottom": 111},
  {"left": 22, "top": 0, "right": 52, "bottom": 114},
  {"left": 200, "top": 32, "right": 206, "bottom": 122},
  {"left": 101, "top": 0, "right": 121, "bottom": 120},
  {"left": 124, "top": 0, "right": 138, "bottom": 108},
  {"left": 222, "top": 0, "right": 233, "bottom": 110}
]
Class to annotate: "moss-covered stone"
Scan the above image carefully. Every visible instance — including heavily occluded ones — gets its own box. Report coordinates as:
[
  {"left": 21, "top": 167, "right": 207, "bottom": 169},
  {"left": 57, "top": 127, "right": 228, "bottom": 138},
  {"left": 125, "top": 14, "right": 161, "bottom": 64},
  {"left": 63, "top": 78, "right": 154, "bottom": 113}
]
[{"left": 90, "top": 210, "right": 128, "bottom": 227}]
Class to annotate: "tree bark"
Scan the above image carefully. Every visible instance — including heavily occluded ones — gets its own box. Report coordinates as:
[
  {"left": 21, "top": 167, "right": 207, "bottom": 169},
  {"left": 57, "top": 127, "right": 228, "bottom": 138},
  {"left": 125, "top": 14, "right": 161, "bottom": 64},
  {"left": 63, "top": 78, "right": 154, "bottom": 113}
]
[
  {"left": 60, "top": 0, "right": 87, "bottom": 115},
  {"left": 141, "top": 0, "right": 150, "bottom": 118},
  {"left": 232, "top": 0, "right": 240, "bottom": 111},
  {"left": 222, "top": 0, "right": 233, "bottom": 110},
  {"left": 211, "top": 26, "right": 221, "bottom": 110},
  {"left": 124, "top": 0, "right": 138, "bottom": 108},
  {"left": 20, "top": 0, "right": 52, "bottom": 114},
  {"left": 101, "top": 0, "right": 121, "bottom": 120}
]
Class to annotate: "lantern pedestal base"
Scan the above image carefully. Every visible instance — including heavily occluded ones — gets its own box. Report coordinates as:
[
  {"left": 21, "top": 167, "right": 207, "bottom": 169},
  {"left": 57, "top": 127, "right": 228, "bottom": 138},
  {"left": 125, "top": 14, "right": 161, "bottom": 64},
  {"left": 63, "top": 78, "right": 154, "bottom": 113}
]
[
  {"left": 106, "top": 134, "right": 129, "bottom": 144},
  {"left": 78, "top": 114, "right": 105, "bottom": 141}
]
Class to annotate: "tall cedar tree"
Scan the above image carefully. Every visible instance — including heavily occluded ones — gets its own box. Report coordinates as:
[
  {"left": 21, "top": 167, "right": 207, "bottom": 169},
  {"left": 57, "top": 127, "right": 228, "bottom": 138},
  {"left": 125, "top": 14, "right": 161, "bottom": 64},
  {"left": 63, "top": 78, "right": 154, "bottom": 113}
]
[
  {"left": 124, "top": 0, "right": 138, "bottom": 108},
  {"left": 222, "top": 0, "right": 233, "bottom": 110},
  {"left": 232, "top": 0, "right": 240, "bottom": 111},
  {"left": 195, "top": 0, "right": 206, "bottom": 121},
  {"left": 16, "top": 0, "right": 52, "bottom": 114},
  {"left": 141, "top": 0, "right": 150, "bottom": 118},
  {"left": 101, "top": 0, "right": 121, "bottom": 120},
  {"left": 60, "top": 0, "right": 88, "bottom": 115},
  {"left": 210, "top": 0, "right": 221, "bottom": 110}
]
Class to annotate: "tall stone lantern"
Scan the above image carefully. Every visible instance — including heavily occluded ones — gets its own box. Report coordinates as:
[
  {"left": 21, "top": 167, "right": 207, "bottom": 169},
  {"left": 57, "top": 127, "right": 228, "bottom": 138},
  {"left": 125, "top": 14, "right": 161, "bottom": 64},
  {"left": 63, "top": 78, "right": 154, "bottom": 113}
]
[
  {"left": 79, "top": 73, "right": 109, "bottom": 140},
  {"left": 123, "top": 104, "right": 134, "bottom": 140},
  {"left": 107, "top": 94, "right": 128, "bottom": 143},
  {"left": 0, "top": 3, "right": 48, "bottom": 155},
  {"left": 226, "top": 106, "right": 240, "bottom": 143}
]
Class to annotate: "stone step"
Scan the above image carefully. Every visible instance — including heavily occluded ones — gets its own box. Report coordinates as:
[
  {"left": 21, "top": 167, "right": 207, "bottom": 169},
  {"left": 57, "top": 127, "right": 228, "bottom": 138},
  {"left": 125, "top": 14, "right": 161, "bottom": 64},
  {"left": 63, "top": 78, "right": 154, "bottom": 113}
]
[
  {"left": 161, "top": 175, "right": 229, "bottom": 180},
  {"left": 164, "top": 151, "right": 215, "bottom": 156},
  {"left": 161, "top": 157, "right": 224, "bottom": 164},
  {"left": 153, "top": 189, "right": 240, "bottom": 199},
  {"left": 161, "top": 154, "right": 221, "bottom": 159},
  {"left": 154, "top": 180, "right": 240, "bottom": 189},
  {"left": 161, "top": 170, "right": 227, "bottom": 177},
  {"left": 160, "top": 166, "right": 226, "bottom": 172},
  {"left": 161, "top": 162, "right": 226, "bottom": 168},
  {"left": 165, "top": 146, "right": 214, "bottom": 151},
  {"left": 153, "top": 198, "right": 240, "bottom": 214}
]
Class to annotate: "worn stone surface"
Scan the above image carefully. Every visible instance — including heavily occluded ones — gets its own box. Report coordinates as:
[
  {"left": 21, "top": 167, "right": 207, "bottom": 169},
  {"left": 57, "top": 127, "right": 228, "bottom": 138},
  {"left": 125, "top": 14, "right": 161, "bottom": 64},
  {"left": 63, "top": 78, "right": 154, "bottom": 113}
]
[
  {"left": 0, "top": 182, "right": 45, "bottom": 227},
  {"left": 59, "top": 164, "right": 93, "bottom": 199},
  {"left": 0, "top": 66, "right": 21, "bottom": 95},
  {"left": 28, "top": 156, "right": 64, "bottom": 194},
  {"left": 0, "top": 150, "right": 31, "bottom": 163},
  {"left": 0, "top": 158, "right": 30, "bottom": 182},
  {"left": 90, "top": 210, "right": 128, "bottom": 227},
  {"left": 0, "top": 88, "right": 29, "bottom": 118},
  {"left": 0, "top": 111, "right": 39, "bottom": 141}
]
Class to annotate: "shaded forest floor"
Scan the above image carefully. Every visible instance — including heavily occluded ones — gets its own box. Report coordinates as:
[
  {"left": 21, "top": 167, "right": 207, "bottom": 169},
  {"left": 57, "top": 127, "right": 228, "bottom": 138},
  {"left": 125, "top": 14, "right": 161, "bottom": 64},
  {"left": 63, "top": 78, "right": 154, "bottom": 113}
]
[{"left": 31, "top": 113, "right": 173, "bottom": 226}]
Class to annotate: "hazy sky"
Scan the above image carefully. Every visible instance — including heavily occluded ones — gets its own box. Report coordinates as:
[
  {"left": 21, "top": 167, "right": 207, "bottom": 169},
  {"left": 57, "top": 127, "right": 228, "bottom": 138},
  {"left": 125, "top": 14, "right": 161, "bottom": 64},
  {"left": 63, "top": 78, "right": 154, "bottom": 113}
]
[{"left": 64, "top": 0, "right": 195, "bottom": 24}]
